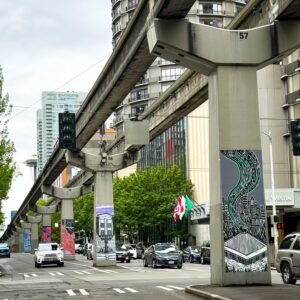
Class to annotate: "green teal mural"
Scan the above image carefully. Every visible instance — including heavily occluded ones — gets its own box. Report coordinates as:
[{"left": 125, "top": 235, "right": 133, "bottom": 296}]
[{"left": 221, "top": 150, "right": 268, "bottom": 272}]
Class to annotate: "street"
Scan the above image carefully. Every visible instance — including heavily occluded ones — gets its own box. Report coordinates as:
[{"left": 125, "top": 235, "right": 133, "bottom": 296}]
[{"left": 0, "top": 253, "right": 289, "bottom": 299}]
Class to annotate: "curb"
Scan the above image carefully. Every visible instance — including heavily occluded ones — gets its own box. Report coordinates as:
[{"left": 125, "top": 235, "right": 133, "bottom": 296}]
[{"left": 185, "top": 286, "right": 231, "bottom": 300}]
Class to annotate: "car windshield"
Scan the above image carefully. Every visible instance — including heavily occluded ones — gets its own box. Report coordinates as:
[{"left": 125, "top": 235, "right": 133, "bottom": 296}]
[
  {"left": 0, "top": 243, "right": 9, "bottom": 249},
  {"left": 38, "top": 244, "right": 59, "bottom": 251},
  {"left": 191, "top": 246, "right": 201, "bottom": 252},
  {"left": 155, "top": 244, "right": 178, "bottom": 253},
  {"left": 116, "top": 245, "right": 126, "bottom": 251}
]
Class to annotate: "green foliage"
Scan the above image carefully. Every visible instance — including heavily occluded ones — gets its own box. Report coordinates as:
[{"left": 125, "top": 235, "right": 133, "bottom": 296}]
[
  {"left": 114, "top": 165, "right": 193, "bottom": 241},
  {"left": 74, "top": 192, "right": 94, "bottom": 242},
  {"left": 0, "top": 66, "right": 16, "bottom": 224},
  {"left": 51, "top": 211, "right": 61, "bottom": 243}
]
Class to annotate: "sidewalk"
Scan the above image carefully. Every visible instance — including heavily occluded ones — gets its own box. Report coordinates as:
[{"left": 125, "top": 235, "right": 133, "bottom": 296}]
[{"left": 186, "top": 284, "right": 300, "bottom": 300}]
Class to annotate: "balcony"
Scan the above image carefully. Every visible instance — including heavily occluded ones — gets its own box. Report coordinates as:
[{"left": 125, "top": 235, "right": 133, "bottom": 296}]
[
  {"left": 111, "top": 0, "right": 121, "bottom": 9},
  {"left": 136, "top": 77, "right": 149, "bottom": 86},
  {"left": 126, "top": 0, "right": 138, "bottom": 12},
  {"left": 197, "top": 9, "right": 225, "bottom": 16},
  {"left": 112, "top": 115, "right": 124, "bottom": 126},
  {"left": 159, "top": 75, "right": 182, "bottom": 82},
  {"left": 112, "top": 9, "right": 121, "bottom": 22},
  {"left": 129, "top": 93, "right": 150, "bottom": 103},
  {"left": 286, "top": 90, "right": 300, "bottom": 106}
]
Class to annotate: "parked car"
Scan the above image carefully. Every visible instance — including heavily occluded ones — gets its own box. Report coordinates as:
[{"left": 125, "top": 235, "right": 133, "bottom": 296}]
[
  {"left": 86, "top": 244, "right": 94, "bottom": 260},
  {"left": 116, "top": 245, "right": 131, "bottom": 263},
  {"left": 123, "top": 244, "right": 137, "bottom": 259},
  {"left": 75, "top": 243, "right": 83, "bottom": 254},
  {"left": 34, "top": 243, "right": 64, "bottom": 268},
  {"left": 0, "top": 243, "right": 11, "bottom": 258},
  {"left": 183, "top": 246, "right": 202, "bottom": 263},
  {"left": 276, "top": 232, "right": 300, "bottom": 284},
  {"left": 200, "top": 240, "right": 210, "bottom": 264},
  {"left": 143, "top": 243, "right": 183, "bottom": 269}
]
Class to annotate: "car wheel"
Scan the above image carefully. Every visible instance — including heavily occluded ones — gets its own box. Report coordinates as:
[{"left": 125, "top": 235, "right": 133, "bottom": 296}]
[
  {"left": 7, "top": 254, "right": 11, "bottom": 258},
  {"left": 58, "top": 262, "right": 64, "bottom": 267},
  {"left": 143, "top": 258, "right": 148, "bottom": 267},
  {"left": 126, "top": 259, "right": 131, "bottom": 263},
  {"left": 177, "top": 265, "right": 182, "bottom": 269},
  {"left": 35, "top": 261, "right": 40, "bottom": 268},
  {"left": 189, "top": 256, "right": 193, "bottom": 263},
  {"left": 120, "top": 259, "right": 124, "bottom": 263},
  {"left": 200, "top": 255, "right": 205, "bottom": 264},
  {"left": 152, "top": 259, "right": 157, "bottom": 269},
  {"left": 281, "top": 263, "right": 296, "bottom": 284}
]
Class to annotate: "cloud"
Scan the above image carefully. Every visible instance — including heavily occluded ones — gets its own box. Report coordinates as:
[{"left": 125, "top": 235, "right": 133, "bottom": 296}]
[{"left": 0, "top": 0, "right": 113, "bottom": 226}]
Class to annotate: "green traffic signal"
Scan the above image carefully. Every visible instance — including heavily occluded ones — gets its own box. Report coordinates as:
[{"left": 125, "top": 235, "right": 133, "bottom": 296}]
[
  {"left": 291, "top": 120, "right": 300, "bottom": 156},
  {"left": 58, "top": 111, "right": 76, "bottom": 150}
]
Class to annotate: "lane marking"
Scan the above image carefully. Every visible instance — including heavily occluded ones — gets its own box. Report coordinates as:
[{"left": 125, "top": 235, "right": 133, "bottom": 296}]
[
  {"left": 31, "top": 273, "right": 38, "bottom": 277},
  {"left": 167, "top": 285, "right": 185, "bottom": 290},
  {"left": 125, "top": 288, "right": 138, "bottom": 293},
  {"left": 81, "top": 271, "right": 91, "bottom": 274},
  {"left": 74, "top": 271, "right": 83, "bottom": 275},
  {"left": 79, "top": 289, "right": 89, "bottom": 295},
  {"left": 24, "top": 274, "right": 29, "bottom": 278},
  {"left": 66, "top": 289, "right": 76, "bottom": 296},
  {"left": 56, "top": 272, "right": 64, "bottom": 276},
  {"left": 49, "top": 272, "right": 56, "bottom": 276},
  {"left": 113, "top": 288, "right": 125, "bottom": 294},
  {"left": 156, "top": 286, "right": 173, "bottom": 291}
]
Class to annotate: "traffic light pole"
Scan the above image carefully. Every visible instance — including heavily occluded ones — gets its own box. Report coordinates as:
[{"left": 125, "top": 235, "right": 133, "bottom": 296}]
[{"left": 147, "top": 19, "right": 300, "bottom": 286}]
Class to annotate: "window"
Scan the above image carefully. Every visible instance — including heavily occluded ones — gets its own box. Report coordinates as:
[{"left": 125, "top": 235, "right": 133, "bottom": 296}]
[
  {"left": 161, "top": 67, "right": 185, "bottom": 81},
  {"left": 279, "top": 236, "right": 295, "bottom": 249},
  {"left": 199, "top": 3, "right": 222, "bottom": 14},
  {"left": 130, "top": 88, "right": 149, "bottom": 101},
  {"left": 200, "top": 18, "right": 223, "bottom": 28},
  {"left": 161, "top": 83, "right": 171, "bottom": 93},
  {"left": 128, "top": 0, "right": 138, "bottom": 10},
  {"left": 293, "top": 237, "right": 300, "bottom": 250}
]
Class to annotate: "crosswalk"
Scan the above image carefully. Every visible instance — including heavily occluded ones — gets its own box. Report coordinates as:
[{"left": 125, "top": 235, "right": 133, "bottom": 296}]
[
  {"left": 66, "top": 289, "right": 89, "bottom": 296},
  {"left": 21, "top": 267, "right": 187, "bottom": 278},
  {"left": 113, "top": 285, "right": 185, "bottom": 294}
]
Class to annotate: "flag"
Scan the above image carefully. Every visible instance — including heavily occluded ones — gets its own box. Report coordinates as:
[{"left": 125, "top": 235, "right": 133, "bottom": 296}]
[
  {"left": 173, "top": 195, "right": 194, "bottom": 221},
  {"left": 173, "top": 196, "right": 186, "bottom": 221},
  {"left": 184, "top": 195, "right": 194, "bottom": 218}
]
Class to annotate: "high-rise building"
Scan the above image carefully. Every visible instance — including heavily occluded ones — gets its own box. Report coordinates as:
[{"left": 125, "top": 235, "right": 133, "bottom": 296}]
[
  {"left": 111, "top": 0, "right": 249, "bottom": 245},
  {"left": 36, "top": 91, "right": 87, "bottom": 175}
]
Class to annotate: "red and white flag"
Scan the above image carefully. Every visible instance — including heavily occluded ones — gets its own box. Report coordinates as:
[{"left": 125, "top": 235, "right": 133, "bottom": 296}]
[{"left": 173, "top": 196, "right": 186, "bottom": 221}]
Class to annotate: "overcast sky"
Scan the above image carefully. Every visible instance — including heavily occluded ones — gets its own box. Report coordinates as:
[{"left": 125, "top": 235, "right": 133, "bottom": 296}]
[{"left": 0, "top": 1, "right": 112, "bottom": 227}]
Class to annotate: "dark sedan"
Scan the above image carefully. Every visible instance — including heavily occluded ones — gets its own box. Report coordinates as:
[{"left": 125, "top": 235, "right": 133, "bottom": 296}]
[
  {"left": 143, "top": 243, "right": 183, "bottom": 269},
  {"left": 116, "top": 245, "right": 131, "bottom": 263},
  {"left": 200, "top": 240, "right": 210, "bottom": 264},
  {"left": 183, "top": 246, "right": 202, "bottom": 263},
  {"left": 0, "top": 243, "right": 10, "bottom": 258}
]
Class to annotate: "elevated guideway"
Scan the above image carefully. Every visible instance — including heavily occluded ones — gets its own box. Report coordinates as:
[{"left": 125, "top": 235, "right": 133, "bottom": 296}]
[
  {"left": 1, "top": 0, "right": 299, "bottom": 241},
  {"left": 1, "top": 0, "right": 196, "bottom": 240}
]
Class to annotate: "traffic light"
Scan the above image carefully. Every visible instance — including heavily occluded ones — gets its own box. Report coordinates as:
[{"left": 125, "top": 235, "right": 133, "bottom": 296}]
[
  {"left": 58, "top": 111, "right": 76, "bottom": 150},
  {"left": 291, "top": 120, "right": 300, "bottom": 155},
  {"left": 277, "top": 223, "right": 284, "bottom": 230}
]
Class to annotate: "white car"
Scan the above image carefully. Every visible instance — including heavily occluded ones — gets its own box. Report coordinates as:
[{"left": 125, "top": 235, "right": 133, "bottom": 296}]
[
  {"left": 123, "top": 244, "right": 137, "bottom": 259},
  {"left": 34, "top": 243, "right": 64, "bottom": 268}
]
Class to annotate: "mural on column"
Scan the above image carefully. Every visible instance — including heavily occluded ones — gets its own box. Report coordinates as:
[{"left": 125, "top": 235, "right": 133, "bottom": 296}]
[
  {"left": 23, "top": 232, "right": 31, "bottom": 252},
  {"left": 220, "top": 150, "right": 268, "bottom": 272},
  {"left": 42, "top": 226, "right": 52, "bottom": 243},
  {"left": 95, "top": 205, "right": 116, "bottom": 261},
  {"left": 61, "top": 219, "right": 75, "bottom": 256}
]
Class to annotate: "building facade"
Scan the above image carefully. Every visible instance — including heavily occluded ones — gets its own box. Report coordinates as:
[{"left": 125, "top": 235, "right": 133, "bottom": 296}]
[
  {"left": 111, "top": 0, "right": 249, "bottom": 245},
  {"left": 36, "top": 91, "right": 86, "bottom": 175}
]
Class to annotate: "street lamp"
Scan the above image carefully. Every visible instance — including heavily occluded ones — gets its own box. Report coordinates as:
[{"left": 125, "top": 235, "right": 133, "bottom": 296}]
[{"left": 262, "top": 130, "right": 278, "bottom": 260}]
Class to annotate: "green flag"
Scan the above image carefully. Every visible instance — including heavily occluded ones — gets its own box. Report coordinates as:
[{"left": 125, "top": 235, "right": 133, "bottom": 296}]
[{"left": 184, "top": 195, "right": 194, "bottom": 217}]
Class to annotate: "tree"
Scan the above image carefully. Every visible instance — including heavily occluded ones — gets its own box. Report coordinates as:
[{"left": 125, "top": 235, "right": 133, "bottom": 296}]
[
  {"left": 0, "top": 66, "right": 16, "bottom": 225},
  {"left": 114, "top": 165, "right": 194, "bottom": 242},
  {"left": 74, "top": 192, "right": 94, "bottom": 242}
]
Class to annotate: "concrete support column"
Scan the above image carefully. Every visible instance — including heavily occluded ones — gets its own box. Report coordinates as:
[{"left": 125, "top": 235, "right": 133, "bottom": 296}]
[
  {"left": 13, "top": 232, "right": 18, "bottom": 253},
  {"left": 21, "top": 222, "right": 32, "bottom": 253},
  {"left": 93, "top": 171, "right": 116, "bottom": 267},
  {"left": 209, "top": 66, "right": 271, "bottom": 285},
  {"left": 42, "top": 185, "right": 82, "bottom": 260},
  {"left": 16, "top": 227, "right": 24, "bottom": 253},
  {"left": 27, "top": 215, "right": 42, "bottom": 253},
  {"left": 36, "top": 204, "right": 58, "bottom": 243}
]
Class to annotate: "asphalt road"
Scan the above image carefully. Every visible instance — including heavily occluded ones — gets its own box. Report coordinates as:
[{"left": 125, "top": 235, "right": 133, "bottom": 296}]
[{"left": 0, "top": 253, "right": 287, "bottom": 299}]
